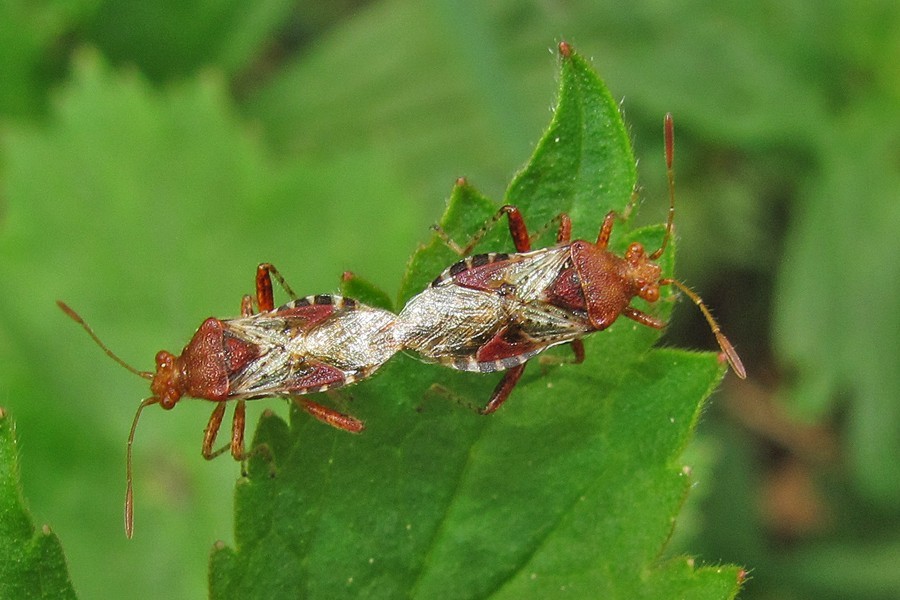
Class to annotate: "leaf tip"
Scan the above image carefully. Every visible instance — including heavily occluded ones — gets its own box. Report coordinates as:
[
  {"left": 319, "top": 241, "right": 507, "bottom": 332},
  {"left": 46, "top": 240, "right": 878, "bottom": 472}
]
[{"left": 558, "top": 41, "right": 573, "bottom": 58}]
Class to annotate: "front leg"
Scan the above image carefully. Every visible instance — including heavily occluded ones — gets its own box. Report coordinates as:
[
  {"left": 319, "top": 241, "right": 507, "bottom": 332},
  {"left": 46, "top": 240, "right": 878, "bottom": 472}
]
[
  {"left": 433, "top": 204, "right": 530, "bottom": 255},
  {"left": 201, "top": 402, "right": 232, "bottom": 460},
  {"left": 622, "top": 306, "right": 666, "bottom": 329}
]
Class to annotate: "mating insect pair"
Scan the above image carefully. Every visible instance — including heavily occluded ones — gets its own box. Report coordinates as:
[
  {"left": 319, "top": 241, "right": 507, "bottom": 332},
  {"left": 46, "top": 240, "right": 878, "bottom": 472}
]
[
  {"left": 398, "top": 114, "right": 745, "bottom": 414},
  {"left": 58, "top": 263, "right": 400, "bottom": 537},
  {"left": 60, "top": 114, "right": 745, "bottom": 536}
]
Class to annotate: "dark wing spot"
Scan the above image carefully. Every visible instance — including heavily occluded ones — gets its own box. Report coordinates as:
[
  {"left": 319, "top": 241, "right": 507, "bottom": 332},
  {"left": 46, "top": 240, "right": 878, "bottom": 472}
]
[
  {"left": 471, "top": 254, "right": 490, "bottom": 267},
  {"left": 448, "top": 261, "right": 468, "bottom": 277}
]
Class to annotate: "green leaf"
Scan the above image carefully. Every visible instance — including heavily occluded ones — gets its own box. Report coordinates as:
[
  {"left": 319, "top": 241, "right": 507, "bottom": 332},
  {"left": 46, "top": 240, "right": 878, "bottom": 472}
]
[
  {"left": 504, "top": 46, "right": 637, "bottom": 238},
  {"left": 211, "top": 43, "right": 741, "bottom": 599},
  {"left": 0, "top": 408, "right": 78, "bottom": 599}
]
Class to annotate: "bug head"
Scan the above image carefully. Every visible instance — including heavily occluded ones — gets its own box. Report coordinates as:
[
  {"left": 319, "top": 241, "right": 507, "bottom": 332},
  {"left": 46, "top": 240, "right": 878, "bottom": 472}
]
[
  {"left": 150, "top": 350, "right": 183, "bottom": 409},
  {"left": 572, "top": 114, "right": 747, "bottom": 379},
  {"left": 624, "top": 241, "right": 664, "bottom": 303}
]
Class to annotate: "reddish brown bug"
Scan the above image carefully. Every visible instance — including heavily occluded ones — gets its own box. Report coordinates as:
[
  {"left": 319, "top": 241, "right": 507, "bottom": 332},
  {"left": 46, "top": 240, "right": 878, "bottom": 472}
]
[
  {"left": 59, "top": 263, "right": 399, "bottom": 537},
  {"left": 398, "top": 113, "right": 745, "bottom": 413}
]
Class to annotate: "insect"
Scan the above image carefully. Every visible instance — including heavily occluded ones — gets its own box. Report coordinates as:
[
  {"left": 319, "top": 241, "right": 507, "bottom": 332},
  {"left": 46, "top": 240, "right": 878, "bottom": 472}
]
[
  {"left": 398, "top": 113, "right": 746, "bottom": 414},
  {"left": 59, "top": 263, "right": 400, "bottom": 537}
]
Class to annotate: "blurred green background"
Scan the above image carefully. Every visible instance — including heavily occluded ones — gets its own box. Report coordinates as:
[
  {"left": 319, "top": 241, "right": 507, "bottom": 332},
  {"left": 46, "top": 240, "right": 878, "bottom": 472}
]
[{"left": 1, "top": 1, "right": 898, "bottom": 598}]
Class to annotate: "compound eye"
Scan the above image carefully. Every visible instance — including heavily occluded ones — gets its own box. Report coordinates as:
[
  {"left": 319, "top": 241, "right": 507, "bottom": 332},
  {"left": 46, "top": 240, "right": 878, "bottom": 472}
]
[
  {"left": 160, "top": 391, "right": 179, "bottom": 410},
  {"left": 641, "top": 285, "right": 660, "bottom": 302}
]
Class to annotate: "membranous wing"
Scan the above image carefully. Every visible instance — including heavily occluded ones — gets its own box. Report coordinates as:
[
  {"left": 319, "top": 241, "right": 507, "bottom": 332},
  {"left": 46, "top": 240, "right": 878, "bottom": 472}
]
[
  {"left": 398, "top": 248, "right": 593, "bottom": 373},
  {"left": 223, "top": 295, "right": 399, "bottom": 397}
]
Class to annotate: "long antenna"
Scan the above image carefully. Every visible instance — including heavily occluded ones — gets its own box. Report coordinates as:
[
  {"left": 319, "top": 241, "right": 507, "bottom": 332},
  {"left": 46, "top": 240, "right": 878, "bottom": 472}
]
[
  {"left": 57, "top": 301, "right": 153, "bottom": 380},
  {"left": 662, "top": 278, "right": 747, "bottom": 379},
  {"left": 58, "top": 300, "right": 160, "bottom": 537},
  {"left": 125, "top": 397, "right": 159, "bottom": 538},
  {"left": 650, "top": 113, "right": 676, "bottom": 260}
]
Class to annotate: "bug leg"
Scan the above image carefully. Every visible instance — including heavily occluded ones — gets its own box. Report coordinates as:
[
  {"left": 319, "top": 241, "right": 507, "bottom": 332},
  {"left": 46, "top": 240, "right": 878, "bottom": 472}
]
[
  {"left": 420, "top": 383, "right": 485, "bottom": 415},
  {"left": 229, "top": 400, "right": 246, "bottom": 460},
  {"left": 556, "top": 214, "right": 572, "bottom": 244},
  {"left": 237, "top": 408, "right": 281, "bottom": 478},
  {"left": 596, "top": 211, "right": 618, "bottom": 249},
  {"left": 255, "top": 263, "right": 299, "bottom": 312},
  {"left": 536, "top": 339, "right": 586, "bottom": 368},
  {"left": 240, "top": 295, "right": 255, "bottom": 317},
  {"left": 239, "top": 442, "right": 276, "bottom": 478},
  {"left": 621, "top": 188, "right": 640, "bottom": 221},
  {"left": 569, "top": 339, "right": 585, "bottom": 363},
  {"left": 423, "top": 365, "right": 528, "bottom": 416},
  {"left": 203, "top": 401, "right": 272, "bottom": 471},
  {"left": 481, "top": 364, "right": 527, "bottom": 415},
  {"left": 433, "top": 204, "right": 571, "bottom": 255},
  {"left": 522, "top": 212, "right": 573, "bottom": 247},
  {"left": 502, "top": 205, "right": 532, "bottom": 252},
  {"left": 433, "top": 205, "right": 533, "bottom": 255},
  {"left": 622, "top": 306, "right": 666, "bottom": 329},
  {"left": 255, "top": 265, "right": 275, "bottom": 312},
  {"left": 293, "top": 397, "right": 365, "bottom": 433},
  {"left": 202, "top": 403, "right": 232, "bottom": 460}
]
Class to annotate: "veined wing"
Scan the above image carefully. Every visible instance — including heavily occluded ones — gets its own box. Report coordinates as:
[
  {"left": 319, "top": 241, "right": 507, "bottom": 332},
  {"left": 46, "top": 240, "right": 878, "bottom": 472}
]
[
  {"left": 222, "top": 295, "right": 399, "bottom": 398},
  {"left": 433, "top": 247, "right": 572, "bottom": 304},
  {"left": 397, "top": 279, "right": 591, "bottom": 373}
]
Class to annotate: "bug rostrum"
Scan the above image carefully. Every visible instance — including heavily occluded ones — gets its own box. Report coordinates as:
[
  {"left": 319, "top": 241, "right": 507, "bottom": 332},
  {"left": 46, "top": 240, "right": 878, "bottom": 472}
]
[
  {"left": 397, "top": 113, "right": 746, "bottom": 414},
  {"left": 59, "top": 263, "right": 400, "bottom": 537}
]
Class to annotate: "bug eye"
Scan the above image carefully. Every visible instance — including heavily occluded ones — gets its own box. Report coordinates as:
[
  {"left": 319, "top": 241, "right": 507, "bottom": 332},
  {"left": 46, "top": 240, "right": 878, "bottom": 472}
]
[
  {"left": 642, "top": 285, "right": 659, "bottom": 302},
  {"left": 160, "top": 390, "right": 179, "bottom": 410}
]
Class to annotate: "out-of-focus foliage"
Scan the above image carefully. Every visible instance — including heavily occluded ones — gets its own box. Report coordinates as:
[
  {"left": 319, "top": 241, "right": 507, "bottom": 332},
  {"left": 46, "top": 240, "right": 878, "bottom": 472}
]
[{"left": 0, "top": 1, "right": 898, "bottom": 599}]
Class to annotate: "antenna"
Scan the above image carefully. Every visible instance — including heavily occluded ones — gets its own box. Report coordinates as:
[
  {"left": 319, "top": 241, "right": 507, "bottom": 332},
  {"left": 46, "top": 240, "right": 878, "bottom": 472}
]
[
  {"left": 650, "top": 113, "right": 676, "bottom": 260},
  {"left": 662, "top": 278, "right": 747, "bottom": 379},
  {"left": 125, "top": 397, "right": 159, "bottom": 538},
  {"left": 57, "top": 301, "right": 153, "bottom": 380},
  {"left": 58, "top": 300, "right": 161, "bottom": 536}
]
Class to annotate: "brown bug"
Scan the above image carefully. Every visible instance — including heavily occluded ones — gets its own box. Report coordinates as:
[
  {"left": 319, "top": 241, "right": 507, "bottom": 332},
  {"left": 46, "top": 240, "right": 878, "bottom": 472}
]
[
  {"left": 59, "top": 263, "right": 399, "bottom": 537},
  {"left": 398, "top": 113, "right": 745, "bottom": 414}
]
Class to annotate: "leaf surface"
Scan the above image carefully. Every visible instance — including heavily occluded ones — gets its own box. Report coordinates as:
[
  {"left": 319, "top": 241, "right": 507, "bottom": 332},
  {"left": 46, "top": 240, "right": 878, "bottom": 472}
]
[{"left": 0, "top": 408, "right": 78, "bottom": 600}]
